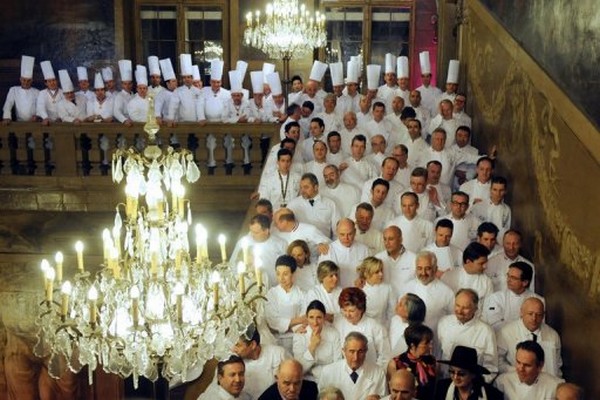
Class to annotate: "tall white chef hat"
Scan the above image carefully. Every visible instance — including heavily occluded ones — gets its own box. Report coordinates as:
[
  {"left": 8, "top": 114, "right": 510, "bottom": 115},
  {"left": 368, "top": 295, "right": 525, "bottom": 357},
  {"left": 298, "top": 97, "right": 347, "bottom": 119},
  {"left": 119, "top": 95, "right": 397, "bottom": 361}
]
[
  {"left": 118, "top": 59, "right": 133, "bottom": 81},
  {"left": 210, "top": 59, "right": 224, "bottom": 81},
  {"left": 266, "top": 72, "right": 282, "bottom": 96},
  {"left": 58, "top": 69, "right": 74, "bottom": 92},
  {"left": 447, "top": 59, "right": 460, "bottom": 84},
  {"left": 40, "top": 60, "right": 56, "bottom": 80},
  {"left": 419, "top": 51, "right": 431, "bottom": 75},
  {"left": 346, "top": 60, "right": 359, "bottom": 84},
  {"left": 192, "top": 65, "right": 201, "bottom": 81},
  {"left": 262, "top": 63, "right": 275, "bottom": 83},
  {"left": 309, "top": 60, "right": 328, "bottom": 82},
  {"left": 20, "top": 55, "right": 35, "bottom": 79},
  {"left": 229, "top": 70, "right": 243, "bottom": 93},
  {"left": 250, "top": 71, "right": 264, "bottom": 94},
  {"left": 384, "top": 53, "right": 396, "bottom": 74},
  {"left": 148, "top": 56, "right": 161, "bottom": 76},
  {"left": 77, "top": 66, "right": 89, "bottom": 81},
  {"left": 159, "top": 58, "right": 176, "bottom": 81},
  {"left": 329, "top": 62, "right": 344, "bottom": 86},
  {"left": 135, "top": 65, "right": 148, "bottom": 86},
  {"left": 179, "top": 54, "right": 193, "bottom": 76},
  {"left": 236, "top": 60, "right": 248, "bottom": 81},
  {"left": 101, "top": 67, "right": 113, "bottom": 82},
  {"left": 94, "top": 72, "right": 105, "bottom": 89},
  {"left": 397, "top": 56, "right": 409, "bottom": 79},
  {"left": 366, "top": 64, "right": 381, "bottom": 90}
]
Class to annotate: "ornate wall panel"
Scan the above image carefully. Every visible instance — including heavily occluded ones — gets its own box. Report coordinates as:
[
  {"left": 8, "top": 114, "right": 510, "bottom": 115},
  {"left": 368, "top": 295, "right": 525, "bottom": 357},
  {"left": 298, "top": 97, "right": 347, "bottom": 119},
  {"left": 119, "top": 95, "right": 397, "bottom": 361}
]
[{"left": 464, "top": 1, "right": 600, "bottom": 396}]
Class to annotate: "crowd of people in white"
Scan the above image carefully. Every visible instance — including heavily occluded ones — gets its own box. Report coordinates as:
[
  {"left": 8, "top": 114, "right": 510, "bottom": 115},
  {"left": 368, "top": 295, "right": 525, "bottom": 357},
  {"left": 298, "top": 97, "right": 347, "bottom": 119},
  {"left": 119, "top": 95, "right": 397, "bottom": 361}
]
[{"left": 2, "top": 52, "right": 583, "bottom": 400}]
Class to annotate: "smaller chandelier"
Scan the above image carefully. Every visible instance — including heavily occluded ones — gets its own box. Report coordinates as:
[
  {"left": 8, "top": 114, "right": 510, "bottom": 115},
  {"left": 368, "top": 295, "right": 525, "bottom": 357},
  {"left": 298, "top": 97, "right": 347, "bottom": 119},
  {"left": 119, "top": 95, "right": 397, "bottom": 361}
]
[
  {"left": 244, "top": 0, "right": 327, "bottom": 59},
  {"left": 33, "top": 96, "right": 265, "bottom": 388}
]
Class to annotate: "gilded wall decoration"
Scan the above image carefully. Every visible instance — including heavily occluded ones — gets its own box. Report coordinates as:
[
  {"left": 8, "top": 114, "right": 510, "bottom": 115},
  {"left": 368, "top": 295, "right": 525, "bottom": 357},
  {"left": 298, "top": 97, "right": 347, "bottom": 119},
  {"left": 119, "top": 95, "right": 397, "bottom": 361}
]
[
  {"left": 479, "top": 0, "right": 600, "bottom": 129},
  {"left": 463, "top": 1, "right": 600, "bottom": 301}
]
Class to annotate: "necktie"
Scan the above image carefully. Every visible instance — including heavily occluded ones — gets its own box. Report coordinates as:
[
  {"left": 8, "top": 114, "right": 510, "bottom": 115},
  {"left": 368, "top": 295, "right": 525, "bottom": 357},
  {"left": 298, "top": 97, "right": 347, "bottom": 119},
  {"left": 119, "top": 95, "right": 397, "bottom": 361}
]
[
  {"left": 532, "top": 332, "right": 538, "bottom": 342},
  {"left": 309, "top": 199, "right": 314, "bottom": 207},
  {"left": 350, "top": 370, "right": 358, "bottom": 383}
]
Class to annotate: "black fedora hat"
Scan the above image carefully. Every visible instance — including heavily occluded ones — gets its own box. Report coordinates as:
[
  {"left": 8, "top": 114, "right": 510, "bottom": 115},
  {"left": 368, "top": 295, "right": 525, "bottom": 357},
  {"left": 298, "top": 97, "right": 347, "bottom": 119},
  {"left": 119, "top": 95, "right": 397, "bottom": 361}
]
[{"left": 438, "top": 346, "right": 490, "bottom": 375}]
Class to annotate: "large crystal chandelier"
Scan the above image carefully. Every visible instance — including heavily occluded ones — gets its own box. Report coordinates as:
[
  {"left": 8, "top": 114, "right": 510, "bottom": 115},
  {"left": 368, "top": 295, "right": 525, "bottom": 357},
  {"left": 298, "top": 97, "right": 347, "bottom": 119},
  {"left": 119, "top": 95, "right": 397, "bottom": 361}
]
[
  {"left": 33, "top": 96, "right": 265, "bottom": 387},
  {"left": 244, "top": 0, "right": 327, "bottom": 60}
]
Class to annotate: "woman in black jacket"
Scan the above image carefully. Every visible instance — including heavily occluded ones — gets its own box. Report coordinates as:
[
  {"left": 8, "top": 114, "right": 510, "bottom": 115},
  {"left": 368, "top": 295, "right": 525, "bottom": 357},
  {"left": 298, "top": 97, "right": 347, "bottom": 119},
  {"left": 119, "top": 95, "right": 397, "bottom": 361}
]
[{"left": 434, "top": 346, "right": 503, "bottom": 400}]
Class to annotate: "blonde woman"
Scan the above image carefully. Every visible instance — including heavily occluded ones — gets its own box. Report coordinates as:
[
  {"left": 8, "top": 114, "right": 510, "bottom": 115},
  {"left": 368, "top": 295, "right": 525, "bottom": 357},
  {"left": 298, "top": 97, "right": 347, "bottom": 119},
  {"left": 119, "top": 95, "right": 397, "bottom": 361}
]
[{"left": 356, "top": 256, "right": 396, "bottom": 327}]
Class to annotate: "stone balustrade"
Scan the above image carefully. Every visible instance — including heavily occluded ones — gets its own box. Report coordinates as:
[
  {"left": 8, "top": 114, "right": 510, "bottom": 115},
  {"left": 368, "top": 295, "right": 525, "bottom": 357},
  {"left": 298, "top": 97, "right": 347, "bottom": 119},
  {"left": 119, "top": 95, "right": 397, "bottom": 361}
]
[{"left": 0, "top": 122, "right": 278, "bottom": 177}]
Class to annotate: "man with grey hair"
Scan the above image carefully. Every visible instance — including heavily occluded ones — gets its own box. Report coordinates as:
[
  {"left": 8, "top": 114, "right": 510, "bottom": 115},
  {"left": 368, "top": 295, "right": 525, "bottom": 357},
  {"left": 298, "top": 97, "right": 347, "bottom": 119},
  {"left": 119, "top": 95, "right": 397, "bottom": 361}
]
[
  {"left": 399, "top": 250, "right": 454, "bottom": 331},
  {"left": 319, "top": 332, "right": 386, "bottom": 400}
]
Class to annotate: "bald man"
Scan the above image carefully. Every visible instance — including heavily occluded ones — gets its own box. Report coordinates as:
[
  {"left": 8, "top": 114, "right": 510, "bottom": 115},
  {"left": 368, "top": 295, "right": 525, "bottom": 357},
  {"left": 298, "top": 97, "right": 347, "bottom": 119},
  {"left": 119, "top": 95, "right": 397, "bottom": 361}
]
[
  {"left": 258, "top": 359, "right": 318, "bottom": 400},
  {"left": 318, "top": 218, "right": 369, "bottom": 288},
  {"left": 497, "top": 297, "right": 562, "bottom": 377},
  {"left": 555, "top": 382, "right": 584, "bottom": 400},
  {"left": 383, "top": 369, "right": 418, "bottom": 400}
]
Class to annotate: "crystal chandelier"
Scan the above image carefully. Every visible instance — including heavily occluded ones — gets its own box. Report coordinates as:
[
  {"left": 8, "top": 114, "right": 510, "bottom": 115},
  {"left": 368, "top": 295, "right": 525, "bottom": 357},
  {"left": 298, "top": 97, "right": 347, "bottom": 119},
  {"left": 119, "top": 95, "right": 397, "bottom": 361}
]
[
  {"left": 33, "top": 96, "right": 265, "bottom": 387},
  {"left": 244, "top": 0, "right": 327, "bottom": 60}
]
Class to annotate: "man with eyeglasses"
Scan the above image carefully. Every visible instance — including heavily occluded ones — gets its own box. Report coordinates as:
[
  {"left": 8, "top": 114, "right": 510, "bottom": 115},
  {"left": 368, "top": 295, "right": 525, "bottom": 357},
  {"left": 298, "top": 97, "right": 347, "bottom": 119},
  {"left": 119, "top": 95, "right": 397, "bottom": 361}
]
[
  {"left": 496, "top": 298, "right": 563, "bottom": 378},
  {"left": 481, "top": 262, "right": 544, "bottom": 331},
  {"left": 486, "top": 229, "right": 536, "bottom": 293},
  {"left": 436, "top": 191, "right": 479, "bottom": 250}
]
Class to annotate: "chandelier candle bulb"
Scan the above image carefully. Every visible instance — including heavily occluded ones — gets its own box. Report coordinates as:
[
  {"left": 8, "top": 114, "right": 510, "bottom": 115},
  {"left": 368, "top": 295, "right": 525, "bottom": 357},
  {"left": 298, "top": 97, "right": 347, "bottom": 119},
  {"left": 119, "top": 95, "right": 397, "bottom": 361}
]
[
  {"left": 88, "top": 286, "right": 98, "bottom": 325},
  {"left": 175, "top": 248, "right": 182, "bottom": 276},
  {"left": 218, "top": 234, "right": 227, "bottom": 262},
  {"left": 102, "top": 229, "right": 112, "bottom": 263},
  {"left": 241, "top": 237, "right": 250, "bottom": 265},
  {"left": 151, "top": 250, "right": 158, "bottom": 278},
  {"left": 112, "top": 226, "right": 121, "bottom": 257},
  {"left": 130, "top": 286, "right": 140, "bottom": 327},
  {"left": 174, "top": 283, "right": 184, "bottom": 323},
  {"left": 110, "top": 247, "right": 120, "bottom": 279},
  {"left": 237, "top": 262, "right": 246, "bottom": 296},
  {"left": 75, "top": 241, "right": 84, "bottom": 272},
  {"left": 45, "top": 267, "right": 55, "bottom": 303},
  {"left": 177, "top": 186, "right": 185, "bottom": 219},
  {"left": 60, "top": 281, "right": 72, "bottom": 318},
  {"left": 125, "top": 183, "right": 139, "bottom": 220},
  {"left": 211, "top": 271, "right": 221, "bottom": 311},
  {"left": 54, "top": 252, "right": 63, "bottom": 283},
  {"left": 41, "top": 259, "right": 50, "bottom": 291},
  {"left": 171, "top": 184, "right": 179, "bottom": 215},
  {"left": 195, "top": 224, "right": 208, "bottom": 262}
]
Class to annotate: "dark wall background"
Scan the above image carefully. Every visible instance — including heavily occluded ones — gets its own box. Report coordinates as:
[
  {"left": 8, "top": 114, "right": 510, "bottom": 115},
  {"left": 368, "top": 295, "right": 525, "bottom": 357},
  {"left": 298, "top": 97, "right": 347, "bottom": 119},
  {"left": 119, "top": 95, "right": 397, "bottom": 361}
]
[
  {"left": 0, "top": 0, "right": 115, "bottom": 101},
  {"left": 480, "top": 0, "right": 600, "bottom": 129}
]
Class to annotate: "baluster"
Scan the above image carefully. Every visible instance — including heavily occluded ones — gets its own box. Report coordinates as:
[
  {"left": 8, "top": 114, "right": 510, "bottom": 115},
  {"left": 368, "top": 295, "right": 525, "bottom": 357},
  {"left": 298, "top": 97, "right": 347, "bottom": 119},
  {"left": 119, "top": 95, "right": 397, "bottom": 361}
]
[
  {"left": 99, "top": 134, "right": 110, "bottom": 176},
  {"left": 80, "top": 133, "right": 92, "bottom": 176},
  {"left": 223, "top": 134, "right": 235, "bottom": 175},
  {"left": 43, "top": 133, "right": 55, "bottom": 176},
  {"left": 9, "top": 132, "right": 21, "bottom": 175},
  {"left": 169, "top": 132, "right": 181, "bottom": 150},
  {"left": 116, "top": 133, "right": 127, "bottom": 149},
  {"left": 26, "top": 133, "right": 36, "bottom": 175},
  {"left": 206, "top": 134, "right": 217, "bottom": 175},
  {"left": 241, "top": 134, "right": 252, "bottom": 175}
]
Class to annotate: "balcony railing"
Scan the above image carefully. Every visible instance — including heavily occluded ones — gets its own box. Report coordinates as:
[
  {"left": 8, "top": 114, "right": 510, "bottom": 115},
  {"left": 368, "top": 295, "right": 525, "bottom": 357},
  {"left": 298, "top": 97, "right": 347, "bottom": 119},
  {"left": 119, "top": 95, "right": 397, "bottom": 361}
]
[{"left": 0, "top": 122, "right": 279, "bottom": 177}]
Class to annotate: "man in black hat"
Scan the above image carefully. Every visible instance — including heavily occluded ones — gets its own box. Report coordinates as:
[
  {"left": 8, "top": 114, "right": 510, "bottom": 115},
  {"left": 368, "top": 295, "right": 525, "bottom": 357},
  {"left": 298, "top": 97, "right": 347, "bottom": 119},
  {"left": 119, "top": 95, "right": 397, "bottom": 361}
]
[{"left": 435, "top": 345, "right": 504, "bottom": 400}]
